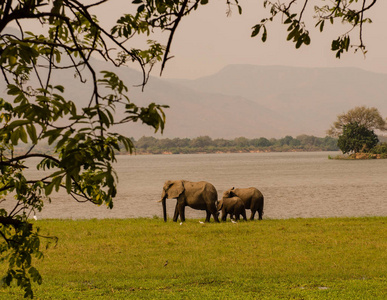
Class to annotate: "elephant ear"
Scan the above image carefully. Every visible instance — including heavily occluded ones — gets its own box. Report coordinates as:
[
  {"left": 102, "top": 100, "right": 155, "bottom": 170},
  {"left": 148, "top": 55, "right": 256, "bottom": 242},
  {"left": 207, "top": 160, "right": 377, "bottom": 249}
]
[
  {"left": 167, "top": 180, "right": 185, "bottom": 198},
  {"left": 229, "top": 188, "right": 237, "bottom": 197},
  {"left": 223, "top": 190, "right": 231, "bottom": 198}
]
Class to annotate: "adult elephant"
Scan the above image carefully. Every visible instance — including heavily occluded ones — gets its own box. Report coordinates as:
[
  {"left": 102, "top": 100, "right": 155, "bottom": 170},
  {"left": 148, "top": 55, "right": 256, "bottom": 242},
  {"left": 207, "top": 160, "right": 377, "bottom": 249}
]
[
  {"left": 223, "top": 187, "right": 264, "bottom": 220},
  {"left": 159, "top": 180, "right": 220, "bottom": 223}
]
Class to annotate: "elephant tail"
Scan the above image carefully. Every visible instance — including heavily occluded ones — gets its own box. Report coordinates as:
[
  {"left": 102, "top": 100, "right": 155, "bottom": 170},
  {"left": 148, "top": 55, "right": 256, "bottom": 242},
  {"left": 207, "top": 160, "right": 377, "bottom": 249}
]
[{"left": 258, "top": 195, "right": 264, "bottom": 220}]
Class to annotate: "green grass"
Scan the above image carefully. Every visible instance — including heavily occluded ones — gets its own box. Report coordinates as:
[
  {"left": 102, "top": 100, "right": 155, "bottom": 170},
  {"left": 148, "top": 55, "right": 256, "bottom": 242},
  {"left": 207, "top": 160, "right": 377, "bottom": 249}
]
[{"left": 1, "top": 217, "right": 386, "bottom": 299}]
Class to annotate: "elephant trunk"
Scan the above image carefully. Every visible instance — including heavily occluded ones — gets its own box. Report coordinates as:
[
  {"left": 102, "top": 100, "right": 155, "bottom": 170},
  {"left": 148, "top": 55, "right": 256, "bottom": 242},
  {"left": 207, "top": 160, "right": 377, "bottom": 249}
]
[
  {"left": 162, "top": 197, "right": 167, "bottom": 222},
  {"left": 159, "top": 189, "right": 167, "bottom": 222}
]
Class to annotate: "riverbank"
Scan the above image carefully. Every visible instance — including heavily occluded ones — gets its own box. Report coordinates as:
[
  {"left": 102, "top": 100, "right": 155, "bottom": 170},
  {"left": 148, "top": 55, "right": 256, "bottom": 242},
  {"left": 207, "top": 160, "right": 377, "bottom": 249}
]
[
  {"left": 2, "top": 217, "right": 386, "bottom": 299},
  {"left": 134, "top": 148, "right": 326, "bottom": 155},
  {"left": 329, "top": 153, "right": 387, "bottom": 159}
]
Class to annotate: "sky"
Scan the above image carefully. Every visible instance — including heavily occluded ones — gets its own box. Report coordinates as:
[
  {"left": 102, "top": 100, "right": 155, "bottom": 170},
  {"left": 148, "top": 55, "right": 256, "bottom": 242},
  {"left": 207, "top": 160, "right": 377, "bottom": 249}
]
[
  {"left": 91, "top": 0, "right": 387, "bottom": 80},
  {"left": 19, "top": 0, "right": 387, "bottom": 80},
  {"left": 158, "top": 0, "right": 387, "bottom": 79}
]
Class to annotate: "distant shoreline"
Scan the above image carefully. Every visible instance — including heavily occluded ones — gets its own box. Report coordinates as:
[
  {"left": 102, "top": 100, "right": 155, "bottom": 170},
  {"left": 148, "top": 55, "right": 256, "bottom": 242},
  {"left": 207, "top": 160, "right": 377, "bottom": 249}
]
[
  {"left": 129, "top": 150, "right": 387, "bottom": 160},
  {"left": 329, "top": 153, "right": 387, "bottom": 160},
  {"left": 130, "top": 149, "right": 336, "bottom": 155}
]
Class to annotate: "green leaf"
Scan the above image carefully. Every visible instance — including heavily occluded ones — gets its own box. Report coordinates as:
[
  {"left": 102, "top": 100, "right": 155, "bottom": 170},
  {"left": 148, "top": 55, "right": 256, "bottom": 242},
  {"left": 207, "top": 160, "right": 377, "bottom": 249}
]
[
  {"left": 45, "top": 182, "right": 55, "bottom": 196},
  {"left": 345, "top": 36, "right": 350, "bottom": 51},
  {"left": 66, "top": 174, "right": 72, "bottom": 194},
  {"left": 45, "top": 129, "right": 63, "bottom": 145},
  {"left": 287, "top": 29, "right": 296, "bottom": 41},
  {"left": 54, "top": 85, "right": 65, "bottom": 93},
  {"left": 319, "top": 20, "right": 325, "bottom": 32},
  {"left": 19, "top": 126, "right": 28, "bottom": 143},
  {"left": 251, "top": 25, "right": 261, "bottom": 37},
  {"left": 7, "top": 120, "right": 30, "bottom": 130},
  {"left": 295, "top": 38, "right": 303, "bottom": 49},
  {"left": 261, "top": 27, "right": 267, "bottom": 42},
  {"left": 331, "top": 39, "right": 339, "bottom": 51},
  {"left": 52, "top": 176, "right": 63, "bottom": 192},
  {"left": 26, "top": 125, "right": 38, "bottom": 144},
  {"left": 11, "top": 129, "right": 20, "bottom": 145}
]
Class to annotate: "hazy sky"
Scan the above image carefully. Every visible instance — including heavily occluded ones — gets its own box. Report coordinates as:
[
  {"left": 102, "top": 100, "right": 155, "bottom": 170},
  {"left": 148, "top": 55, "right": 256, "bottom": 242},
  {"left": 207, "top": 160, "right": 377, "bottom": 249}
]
[
  {"left": 44, "top": 0, "right": 386, "bottom": 80},
  {"left": 92, "top": 0, "right": 387, "bottom": 80},
  {"left": 158, "top": 0, "right": 387, "bottom": 79}
]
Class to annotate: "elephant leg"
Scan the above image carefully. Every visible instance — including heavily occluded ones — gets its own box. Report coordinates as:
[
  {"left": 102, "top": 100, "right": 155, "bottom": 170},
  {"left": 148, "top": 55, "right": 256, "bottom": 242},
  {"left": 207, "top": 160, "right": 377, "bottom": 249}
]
[
  {"left": 213, "top": 213, "right": 220, "bottom": 222},
  {"left": 235, "top": 213, "right": 240, "bottom": 221},
  {"left": 205, "top": 210, "right": 211, "bottom": 222},
  {"left": 208, "top": 202, "right": 220, "bottom": 223},
  {"left": 173, "top": 202, "right": 179, "bottom": 222},
  {"left": 250, "top": 209, "right": 256, "bottom": 220},
  {"left": 242, "top": 210, "right": 247, "bottom": 221},
  {"left": 178, "top": 203, "right": 185, "bottom": 222},
  {"left": 221, "top": 210, "right": 227, "bottom": 222}
]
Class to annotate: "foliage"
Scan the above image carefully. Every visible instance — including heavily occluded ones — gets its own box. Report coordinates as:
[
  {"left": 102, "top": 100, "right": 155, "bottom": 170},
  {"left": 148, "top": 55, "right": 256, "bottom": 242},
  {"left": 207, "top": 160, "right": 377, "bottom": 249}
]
[
  {"left": 370, "top": 142, "right": 387, "bottom": 158},
  {"left": 0, "top": 0, "right": 217, "bottom": 297},
  {"left": 338, "top": 122, "right": 379, "bottom": 154},
  {"left": 370, "top": 142, "right": 387, "bottom": 154},
  {"left": 328, "top": 106, "right": 387, "bottom": 137},
  {"left": 254, "top": 0, "right": 378, "bottom": 57},
  {"left": 2, "top": 217, "right": 386, "bottom": 299}
]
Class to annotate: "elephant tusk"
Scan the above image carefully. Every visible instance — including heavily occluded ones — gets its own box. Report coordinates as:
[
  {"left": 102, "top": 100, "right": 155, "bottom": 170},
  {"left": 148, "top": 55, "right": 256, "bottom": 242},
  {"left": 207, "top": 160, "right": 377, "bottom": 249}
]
[{"left": 157, "top": 199, "right": 163, "bottom": 203}]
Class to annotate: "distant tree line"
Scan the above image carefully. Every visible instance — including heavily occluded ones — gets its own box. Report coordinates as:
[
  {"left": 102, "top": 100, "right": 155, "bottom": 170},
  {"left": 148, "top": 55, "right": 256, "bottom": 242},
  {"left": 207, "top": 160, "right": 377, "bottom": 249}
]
[
  {"left": 11, "top": 134, "right": 340, "bottom": 156},
  {"left": 130, "top": 135, "right": 339, "bottom": 154}
]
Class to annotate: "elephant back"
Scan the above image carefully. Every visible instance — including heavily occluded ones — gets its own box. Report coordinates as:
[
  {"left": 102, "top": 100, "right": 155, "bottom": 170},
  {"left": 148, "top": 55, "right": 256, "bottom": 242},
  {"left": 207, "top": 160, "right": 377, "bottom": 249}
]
[
  {"left": 184, "top": 181, "right": 218, "bottom": 209},
  {"left": 231, "top": 187, "right": 263, "bottom": 210}
]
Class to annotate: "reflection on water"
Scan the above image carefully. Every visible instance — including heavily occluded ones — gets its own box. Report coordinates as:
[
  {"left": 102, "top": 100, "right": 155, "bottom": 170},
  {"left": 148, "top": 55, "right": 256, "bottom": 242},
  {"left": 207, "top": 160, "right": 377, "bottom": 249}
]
[{"left": 3, "top": 152, "right": 387, "bottom": 220}]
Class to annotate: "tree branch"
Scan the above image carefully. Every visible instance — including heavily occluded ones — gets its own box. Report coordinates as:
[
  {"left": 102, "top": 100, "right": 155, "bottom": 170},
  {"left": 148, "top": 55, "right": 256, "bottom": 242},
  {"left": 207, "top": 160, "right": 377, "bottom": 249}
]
[
  {"left": 0, "top": 216, "right": 31, "bottom": 230},
  {"left": 160, "top": 0, "right": 191, "bottom": 76}
]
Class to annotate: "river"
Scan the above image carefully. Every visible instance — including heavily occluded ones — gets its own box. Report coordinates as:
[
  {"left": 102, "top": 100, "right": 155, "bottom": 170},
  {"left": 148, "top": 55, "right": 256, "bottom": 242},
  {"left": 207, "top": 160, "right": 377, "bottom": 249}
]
[{"left": 6, "top": 151, "right": 387, "bottom": 220}]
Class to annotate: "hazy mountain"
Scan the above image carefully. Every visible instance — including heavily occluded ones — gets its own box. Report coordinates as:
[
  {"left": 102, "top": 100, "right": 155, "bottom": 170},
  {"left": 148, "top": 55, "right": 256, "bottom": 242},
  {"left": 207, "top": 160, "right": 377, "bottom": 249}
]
[
  {"left": 169, "top": 64, "right": 387, "bottom": 137},
  {"left": 2, "top": 60, "right": 387, "bottom": 139}
]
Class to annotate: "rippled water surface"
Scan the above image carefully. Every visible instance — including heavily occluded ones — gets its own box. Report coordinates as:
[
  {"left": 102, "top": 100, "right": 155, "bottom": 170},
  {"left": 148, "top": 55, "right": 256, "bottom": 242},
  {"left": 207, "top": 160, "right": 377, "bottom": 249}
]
[{"left": 11, "top": 152, "right": 387, "bottom": 220}]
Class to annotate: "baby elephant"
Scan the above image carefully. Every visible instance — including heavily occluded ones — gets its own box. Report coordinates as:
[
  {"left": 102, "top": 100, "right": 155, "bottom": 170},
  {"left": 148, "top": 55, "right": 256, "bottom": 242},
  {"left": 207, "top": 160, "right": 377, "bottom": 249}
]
[{"left": 217, "top": 196, "right": 247, "bottom": 221}]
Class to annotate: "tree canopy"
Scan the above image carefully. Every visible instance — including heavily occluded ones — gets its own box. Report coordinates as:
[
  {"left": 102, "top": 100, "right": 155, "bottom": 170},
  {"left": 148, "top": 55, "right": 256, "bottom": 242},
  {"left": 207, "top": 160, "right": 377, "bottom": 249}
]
[
  {"left": 337, "top": 122, "right": 379, "bottom": 154},
  {"left": 0, "top": 0, "right": 200, "bottom": 297},
  {"left": 0, "top": 0, "right": 382, "bottom": 298},
  {"left": 327, "top": 106, "right": 387, "bottom": 137}
]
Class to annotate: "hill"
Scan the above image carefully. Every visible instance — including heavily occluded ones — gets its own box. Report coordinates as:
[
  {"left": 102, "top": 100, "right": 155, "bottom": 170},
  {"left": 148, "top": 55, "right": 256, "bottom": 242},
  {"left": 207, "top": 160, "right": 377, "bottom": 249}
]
[
  {"left": 2, "top": 61, "right": 387, "bottom": 139},
  {"left": 169, "top": 65, "right": 387, "bottom": 138}
]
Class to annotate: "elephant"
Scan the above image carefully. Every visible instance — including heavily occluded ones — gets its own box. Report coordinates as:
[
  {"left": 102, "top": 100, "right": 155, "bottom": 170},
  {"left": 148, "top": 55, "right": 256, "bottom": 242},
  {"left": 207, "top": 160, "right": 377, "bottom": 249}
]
[
  {"left": 159, "top": 180, "right": 220, "bottom": 223},
  {"left": 223, "top": 187, "right": 264, "bottom": 220},
  {"left": 217, "top": 196, "right": 247, "bottom": 221}
]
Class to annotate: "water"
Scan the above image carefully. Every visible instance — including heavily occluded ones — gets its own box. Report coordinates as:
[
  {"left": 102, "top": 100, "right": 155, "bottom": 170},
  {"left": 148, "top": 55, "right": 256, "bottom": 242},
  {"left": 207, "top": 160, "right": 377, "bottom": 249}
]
[{"left": 4, "top": 152, "right": 387, "bottom": 220}]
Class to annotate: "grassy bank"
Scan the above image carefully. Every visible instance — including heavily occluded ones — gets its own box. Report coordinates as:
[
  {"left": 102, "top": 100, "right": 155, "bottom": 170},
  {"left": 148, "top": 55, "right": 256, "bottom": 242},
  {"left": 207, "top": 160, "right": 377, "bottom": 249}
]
[
  {"left": 329, "top": 153, "right": 387, "bottom": 159},
  {"left": 1, "top": 217, "right": 386, "bottom": 299}
]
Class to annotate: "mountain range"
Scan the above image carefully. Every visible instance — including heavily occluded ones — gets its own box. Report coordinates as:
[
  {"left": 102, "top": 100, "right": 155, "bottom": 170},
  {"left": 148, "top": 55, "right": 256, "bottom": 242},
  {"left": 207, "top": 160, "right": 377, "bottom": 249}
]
[
  {"left": 2, "top": 60, "right": 387, "bottom": 139},
  {"left": 129, "top": 64, "right": 387, "bottom": 139}
]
